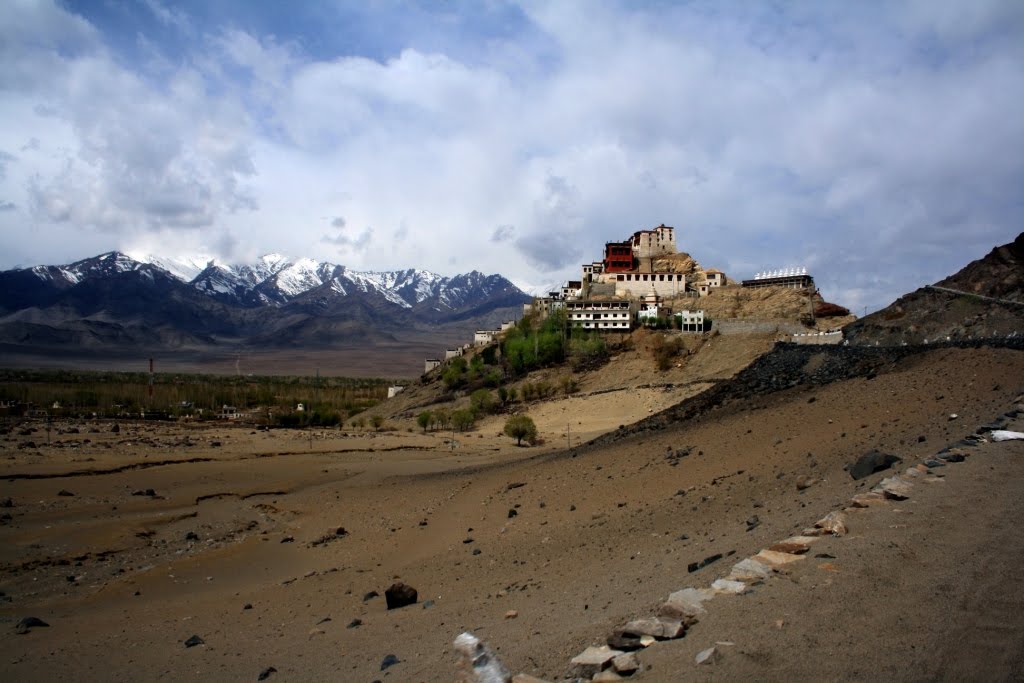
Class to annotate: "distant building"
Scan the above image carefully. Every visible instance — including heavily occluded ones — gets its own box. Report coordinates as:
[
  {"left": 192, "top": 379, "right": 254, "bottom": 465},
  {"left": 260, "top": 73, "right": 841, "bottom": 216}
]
[
  {"left": 561, "top": 281, "right": 583, "bottom": 300},
  {"left": 609, "top": 271, "right": 686, "bottom": 298},
  {"left": 565, "top": 300, "right": 633, "bottom": 331},
  {"left": 474, "top": 330, "right": 500, "bottom": 346},
  {"left": 424, "top": 358, "right": 442, "bottom": 373},
  {"left": 387, "top": 385, "right": 405, "bottom": 399},
  {"left": 445, "top": 347, "right": 464, "bottom": 360},
  {"left": 675, "top": 309, "right": 706, "bottom": 332},
  {"left": 220, "top": 405, "right": 241, "bottom": 419},
  {"left": 743, "top": 268, "right": 814, "bottom": 290},
  {"left": 704, "top": 269, "right": 726, "bottom": 287}
]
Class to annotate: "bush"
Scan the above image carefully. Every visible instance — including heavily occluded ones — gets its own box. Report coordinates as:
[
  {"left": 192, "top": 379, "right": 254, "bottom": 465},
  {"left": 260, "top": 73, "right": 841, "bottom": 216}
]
[
  {"left": 371, "top": 414, "right": 385, "bottom": 431},
  {"left": 503, "top": 414, "right": 538, "bottom": 446},
  {"left": 650, "top": 334, "right": 686, "bottom": 371},
  {"left": 416, "top": 410, "right": 433, "bottom": 433},
  {"left": 559, "top": 375, "right": 579, "bottom": 395},
  {"left": 433, "top": 408, "right": 450, "bottom": 430}
]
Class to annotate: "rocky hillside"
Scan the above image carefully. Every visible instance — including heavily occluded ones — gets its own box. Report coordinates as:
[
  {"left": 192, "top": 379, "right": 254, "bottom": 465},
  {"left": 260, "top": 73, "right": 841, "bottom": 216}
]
[{"left": 843, "top": 233, "right": 1024, "bottom": 346}]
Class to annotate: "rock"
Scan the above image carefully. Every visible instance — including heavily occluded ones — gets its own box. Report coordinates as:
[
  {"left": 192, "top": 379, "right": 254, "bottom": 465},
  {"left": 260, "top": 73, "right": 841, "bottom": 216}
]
[
  {"left": 453, "top": 632, "right": 510, "bottom": 683},
  {"left": 363, "top": 591, "right": 379, "bottom": 602},
  {"left": 505, "top": 610, "right": 518, "bottom": 619},
  {"left": 992, "top": 430, "right": 1024, "bottom": 442},
  {"left": 619, "top": 616, "right": 685, "bottom": 639},
  {"left": 813, "top": 511, "right": 848, "bottom": 536},
  {"left": 0, "top": 497, "right": 12, "bottom": 508},
  {"left": 14, "top": 617, "right": 49, "bottom": 634},
  {"left": 660, "top": 588, "right": 713, "bottom": 621},
  {"left": 752, "top": 549, "right": 806, "bottom": 569},
  {"left": 767, "top": 536, "right": 817, "bottom": 555},
  {"left": 848, "top": 450, "right": 902, "bottom": 480},
  {"left": 745, "top": 515, "right": 760, "bottom": 531},
  {"left": 795, "top": 475, "right": 815, "bottom": 491},
  {"left": 848, "top": 492, "right": 887, "bottom": 508},
  {"left": 612, "top": 652, "right": 640, "bottom": 674},
  {"left": 728, "top": 558, "right": 773, "bottom": 582},
  {"left": 257, "top": 666, "right": 277, "bottom": 680},
  {"left": 606, "top": 633, "right": 643, "bottom": 651},
  {"left": 380, "top": 654, "right": 400, "bottom": 671},
  {"left": 687, "top": 553, "right": 723, "bottom": 573},
  {"left": 507, "top": 509, "right": 517, "bottom": 519},
  {"left": 184, "top": 635, "right": 204, "bottom": 648},
  {"left": 570, "top": 645, "right": 623, "bottom": 678},
  {"left": 385, "top": 582, "right": 418, "bottom": 610},
  {"left": 592, "top": 672, "right": 624, "bottom": 682},
  {"left": 347, "top": 619, "right": 362, "bottom": 628},
  {"left": 111, "top": 423, "right": 120, "bottom": 433},
  {"left": 57, "top": 489, "right": 74, "bottom": 497},
  {"left": 712, "top": 578, "right": 749, "bottom": 594},
  {"left": 695, "top": 647, "right": 719, "bottom": 665},
  {"left": 876, "top": 476, "right": 913, "bottom": 500},
  {"left": 185, "top": 531, "right": 199, "bottom": 541}
]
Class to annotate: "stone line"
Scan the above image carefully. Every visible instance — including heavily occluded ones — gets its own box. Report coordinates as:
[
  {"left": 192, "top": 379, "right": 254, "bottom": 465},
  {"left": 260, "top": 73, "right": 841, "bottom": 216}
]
[{"left": 454, "top": 397, "right": 1023, "bottom": 682}]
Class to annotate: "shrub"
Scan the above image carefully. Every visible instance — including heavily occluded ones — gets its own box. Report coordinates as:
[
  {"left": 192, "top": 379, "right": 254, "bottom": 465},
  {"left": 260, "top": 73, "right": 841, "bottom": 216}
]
[
  {"left": 416, "top": 410, "right": 432, "bottom": 433},
  {"left": 371, "top": 414, "right": 385, "bottom": 431}
]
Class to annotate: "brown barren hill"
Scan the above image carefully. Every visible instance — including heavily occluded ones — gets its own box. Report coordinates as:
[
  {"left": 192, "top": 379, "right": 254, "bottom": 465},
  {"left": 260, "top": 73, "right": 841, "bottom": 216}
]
[{"left": 844, "top": 232, "right": 1024, "bottom": 345}]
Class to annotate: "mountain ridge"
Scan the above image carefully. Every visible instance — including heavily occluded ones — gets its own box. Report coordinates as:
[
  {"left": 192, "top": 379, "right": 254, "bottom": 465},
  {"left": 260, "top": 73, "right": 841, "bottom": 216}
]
[{"left": 0, "top": 251, "right": 532, "bottom": 364}]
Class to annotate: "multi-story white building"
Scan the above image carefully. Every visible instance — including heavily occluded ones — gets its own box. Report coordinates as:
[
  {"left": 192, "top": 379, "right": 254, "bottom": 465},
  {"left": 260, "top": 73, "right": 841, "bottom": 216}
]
[
  {"left": 675, "top": 309, "right": 706, "bottom": 332},
  {"left": 608, "top": 271, "right": 686, "bottom": 298},
  {"left": 565, "top": 300, "right": 633, "bottom": 331},
  {"left": 474, "top": 330, "right": 500, "bottom": 346}
]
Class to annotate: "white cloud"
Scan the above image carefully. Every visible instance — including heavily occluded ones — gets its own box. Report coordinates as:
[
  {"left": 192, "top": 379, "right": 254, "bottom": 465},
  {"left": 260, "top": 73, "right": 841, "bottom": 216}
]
[{"left": 0, "top": 0, "right": 1020, "bottom": 313}]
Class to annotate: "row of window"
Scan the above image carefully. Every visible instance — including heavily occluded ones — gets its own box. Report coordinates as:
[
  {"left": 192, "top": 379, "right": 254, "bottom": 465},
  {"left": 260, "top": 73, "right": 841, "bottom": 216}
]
[{"left": 614, "top": 273, "right": 684, "bottom": 282}]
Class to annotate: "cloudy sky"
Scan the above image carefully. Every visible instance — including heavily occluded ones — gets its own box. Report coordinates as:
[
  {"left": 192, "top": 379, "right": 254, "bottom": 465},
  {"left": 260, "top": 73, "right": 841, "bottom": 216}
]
[{"left": 1, "top": 1, "right": 1022, "bottom": 312}]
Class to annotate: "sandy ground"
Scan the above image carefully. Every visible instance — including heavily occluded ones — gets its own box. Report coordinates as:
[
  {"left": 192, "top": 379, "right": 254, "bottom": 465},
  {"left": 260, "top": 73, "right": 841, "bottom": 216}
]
[{"left": 1, "top": 345, "right": 1022, "bottom": 682}]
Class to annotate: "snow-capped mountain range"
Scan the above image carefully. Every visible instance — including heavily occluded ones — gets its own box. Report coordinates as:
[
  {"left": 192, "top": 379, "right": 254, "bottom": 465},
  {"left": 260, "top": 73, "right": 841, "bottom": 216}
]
[
  {"left": 0, "top": 251, "right": 531, "bottom": 354},
  {"left": 22, "top": 251, "right": 517, "bottom": 312}
]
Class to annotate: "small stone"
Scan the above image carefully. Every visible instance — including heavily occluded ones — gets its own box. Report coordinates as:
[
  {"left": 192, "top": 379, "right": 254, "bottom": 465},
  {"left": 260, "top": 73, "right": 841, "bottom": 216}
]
[
  {"left": 849, "top": 492, "right": 887, "bottom": 508},
  {"left": 363, "top": 591, "right": 379, "bottom": 602},
  {"left": 184, "top": 635, "right": 204, "bottom": 648},
  {"left": 813, "top": 511, "right": 848, "bottom": 536},
  {"left": 795, "top": 475, "right": 815, "bottom": 491},
  {"left": 508, "top": 509, "right": 517, "bottom": 518},
  {"left": 570, "top": 645, "right": 624, "bottom": 678},
  {"left": 243, "top": 603, "right": 253, "bottom": 610},
  {"left": 752, "top": 549, "right": 806, "bottom": 569},
  {"left": 660, "top": 588, "right": 713, "bottom": 621},
  {"left": 380, "top": 654, "right": 400, "bottom": 671},
  {"left": 15, "top": 617, "right": 49, "bottom": 634},
  {"left": 767, "top": 536, "right": 817, "bottom": 555},
  {"left": 257, "top": 666, "right": 277, "bottom": 681},
  {"left": 620, "top": 616, "right": 685, "bottom": 639},
  {"left": 57, "top": 489, "right": 74, "bottom": 497},
  {"left": 728, "top": 558, "right": 773, "bottom": 582},
  {"left": 848, "top": 450, "right": 901, "bottom": 480},
  {"left": 384, "top": 582, "right": 417, "bottom": 610},
  {"left": 695, "top": 647, "right": 719, "bottom": 665},
  {"left": 505, "top": 610, "right": 518, "bottom": 619},
  {"left": 347, "top": 619, "right": 362, "bottom": 628},
  {"left": 876, "top": 476, "right": 913, "bottom": 500},
  {"left": 612, "top": 652, "right": 640, "bottom": 674},
  {"left": 711, "top": 579, "right": 748, "bottom": 595}
]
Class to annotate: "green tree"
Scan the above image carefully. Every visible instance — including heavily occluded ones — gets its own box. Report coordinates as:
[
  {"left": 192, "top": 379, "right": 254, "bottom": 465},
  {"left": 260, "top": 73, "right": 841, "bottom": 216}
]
[
  {"left": 416, "top": 410, "right": 433, "bottom": 433},
  {"left": 452, "top": 409, "right": 476, "bottom": 432},
  {"left": 503, "top": 414, "right": 538, "bottom": 446},
  {"left": 371, "top": 414, "right": 385, "bottom": 431},
  {"left": 469, "top": 388, "right": 495, "bottom": 417},
  {"left": 433, "top": 407, "right": 450, "bottom": 430}
]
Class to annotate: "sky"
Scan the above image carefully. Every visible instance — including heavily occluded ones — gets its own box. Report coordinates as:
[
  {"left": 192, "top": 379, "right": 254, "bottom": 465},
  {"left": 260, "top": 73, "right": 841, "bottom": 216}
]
[{"left": 1, "top": 0, "right": 1022, "bottom": 313}]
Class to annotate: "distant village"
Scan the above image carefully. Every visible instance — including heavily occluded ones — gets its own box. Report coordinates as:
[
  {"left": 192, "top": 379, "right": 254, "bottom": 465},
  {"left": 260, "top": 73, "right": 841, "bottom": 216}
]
[{"left": 415, "top": 224, "right": 830, "bottom": 382}]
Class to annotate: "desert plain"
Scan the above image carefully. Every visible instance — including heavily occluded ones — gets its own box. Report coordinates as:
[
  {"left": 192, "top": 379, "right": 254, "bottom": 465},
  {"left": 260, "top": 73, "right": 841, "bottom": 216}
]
[{"left": 1, "top": 336, "right": 1023, "bottom": 682}]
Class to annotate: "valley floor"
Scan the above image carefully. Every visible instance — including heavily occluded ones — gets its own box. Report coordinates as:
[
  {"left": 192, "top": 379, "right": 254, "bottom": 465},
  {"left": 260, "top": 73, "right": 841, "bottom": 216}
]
[{"left": 1, "top": 346, "right": 1022, "bottom": 681}]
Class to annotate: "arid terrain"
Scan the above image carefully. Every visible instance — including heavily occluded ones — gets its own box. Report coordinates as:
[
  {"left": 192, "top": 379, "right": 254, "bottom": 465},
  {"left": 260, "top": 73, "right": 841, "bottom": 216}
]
[{"left": 2, "top": 328, "right": 1023, "bottom": 681}]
